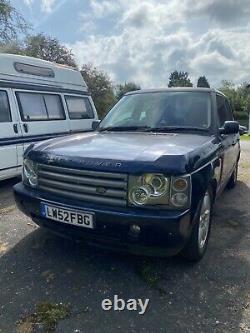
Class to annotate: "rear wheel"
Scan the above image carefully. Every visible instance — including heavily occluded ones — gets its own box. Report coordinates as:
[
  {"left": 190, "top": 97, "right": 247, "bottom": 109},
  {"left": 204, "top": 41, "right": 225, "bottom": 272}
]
[
  {"left": 181, "top": 188, "right": 213, "bottom": 262},
  {"left": 227, "top": 162, "right": 238, "bottom": 189}
]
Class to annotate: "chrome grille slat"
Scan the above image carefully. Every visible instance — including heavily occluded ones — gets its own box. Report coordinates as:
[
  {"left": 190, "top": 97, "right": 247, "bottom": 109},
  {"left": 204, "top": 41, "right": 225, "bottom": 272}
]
[
  {"left": 39, "top": 186, "right": 126, "bottom": 206},
  {"left": 39, "top": 178, "right": 126, "bottom": 198},
  {"left": 38, "top": 170, "right": 126, "bottom": 189},
  {"left": 37, "top": 164, "right": 128, "bottom": 207}
]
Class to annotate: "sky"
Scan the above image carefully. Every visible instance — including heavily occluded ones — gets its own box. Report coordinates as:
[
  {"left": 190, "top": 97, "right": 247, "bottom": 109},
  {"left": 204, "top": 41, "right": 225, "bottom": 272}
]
[{"left": 11, "top": 0, "right": 250, "bottom": 88}]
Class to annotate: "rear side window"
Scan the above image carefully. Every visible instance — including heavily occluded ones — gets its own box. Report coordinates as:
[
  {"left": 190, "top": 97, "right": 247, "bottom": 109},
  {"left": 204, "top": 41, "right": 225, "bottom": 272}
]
[
  {"left": 0, "top": 91, "right": 11, "bottom": 123},
  {"left": 65, "top": 96, "right": 94, "bottom": 120},
  {"left": 216, "top": 95, "right": 233, "bottom": 126},
  {"left": 16, "top": 92, "right": 65, "bottom": 121}
]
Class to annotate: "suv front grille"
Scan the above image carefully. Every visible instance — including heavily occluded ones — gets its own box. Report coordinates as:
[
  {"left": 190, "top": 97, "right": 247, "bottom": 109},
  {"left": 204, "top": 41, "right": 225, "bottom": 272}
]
[{"left": 37, "top": 164, "right": 128, "bottom": 207}]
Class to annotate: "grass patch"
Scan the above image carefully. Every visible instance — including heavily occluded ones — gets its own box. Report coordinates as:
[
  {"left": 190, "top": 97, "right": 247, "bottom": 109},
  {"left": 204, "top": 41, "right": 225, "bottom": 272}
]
[
  {"left": 240, "top": 134, "right": 250, "bottom": 141},
  {"left": 136, "top": 259, "right": 166, "bottom": 295},
  {"left": 17, "top": 302, "right": 71, "bottom": 333}
]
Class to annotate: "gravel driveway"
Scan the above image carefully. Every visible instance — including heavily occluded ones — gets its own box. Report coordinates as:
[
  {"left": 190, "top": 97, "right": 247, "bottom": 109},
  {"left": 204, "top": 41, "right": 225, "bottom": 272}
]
[{"left": 0, "top": 142, "right": 250, "bottom": 333}]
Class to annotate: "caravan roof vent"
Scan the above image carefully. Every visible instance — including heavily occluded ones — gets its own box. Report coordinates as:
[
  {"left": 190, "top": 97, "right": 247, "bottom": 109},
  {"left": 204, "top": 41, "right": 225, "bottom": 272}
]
[{"left": 14, "top": 62, "right": 55, "bottom": 78}]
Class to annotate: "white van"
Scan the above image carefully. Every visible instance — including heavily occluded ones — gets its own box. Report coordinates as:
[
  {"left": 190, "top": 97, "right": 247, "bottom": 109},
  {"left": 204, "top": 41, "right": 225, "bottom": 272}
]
[{"left": 0, "top": 54, "right": 98, "bottom": 181}]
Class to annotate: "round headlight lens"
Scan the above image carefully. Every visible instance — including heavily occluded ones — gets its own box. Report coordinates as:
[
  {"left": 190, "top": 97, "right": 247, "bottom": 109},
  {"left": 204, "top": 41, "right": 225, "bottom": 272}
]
[
  {"left": 172, "top": 178, "right": 188, "bottom": 192},
  {"left": 171, "top": 193, "right": 188, "bottom": 207},
  {"left": 145, "top": 174, "right": 168, "bottom": 196},
  {"left": 129, "top": 185, "right": 152, "bottom": 206},
  {"left": 23, "top": 159, "right": 38, "bottom": 187}
]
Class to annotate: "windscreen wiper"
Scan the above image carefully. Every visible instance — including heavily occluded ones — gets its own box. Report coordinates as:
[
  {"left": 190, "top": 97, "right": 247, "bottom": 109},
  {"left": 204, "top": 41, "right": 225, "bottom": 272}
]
[
  {"left": 146, "top": 126, "right": 208, "bottom": 132},
  {"left": 98, "top": 126, "right": 151, "bottom": 132}
]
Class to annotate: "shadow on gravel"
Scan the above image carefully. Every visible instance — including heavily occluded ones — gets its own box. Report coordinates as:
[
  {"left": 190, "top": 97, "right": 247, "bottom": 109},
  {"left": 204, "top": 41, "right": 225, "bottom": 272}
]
[
  {"left": 0, "top": 181, "right": 249, "bottom": 333},
  {"left": 0, "top": 177, "right": 20, "bottom": 210}
]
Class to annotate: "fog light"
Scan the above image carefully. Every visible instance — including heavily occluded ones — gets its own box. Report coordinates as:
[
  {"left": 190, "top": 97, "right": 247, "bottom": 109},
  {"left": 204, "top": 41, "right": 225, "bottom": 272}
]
[{"left": 130, "top": 224, "right": 141, "bottom": 234}]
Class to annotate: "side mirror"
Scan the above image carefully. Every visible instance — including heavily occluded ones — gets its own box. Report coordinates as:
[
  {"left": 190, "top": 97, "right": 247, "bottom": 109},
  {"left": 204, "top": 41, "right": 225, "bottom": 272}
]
[
  {"left": 92, "top": 120, "right": 101, "bottom": 131},
  {"left": 219, "top": 121, "right": 239, "bottom": 135}
]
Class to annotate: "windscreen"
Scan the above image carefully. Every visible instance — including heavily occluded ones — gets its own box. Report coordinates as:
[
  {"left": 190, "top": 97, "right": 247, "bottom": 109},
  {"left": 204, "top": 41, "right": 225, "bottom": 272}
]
[{"left": 100, "top": 91, "right": 212, "bottom": 130}]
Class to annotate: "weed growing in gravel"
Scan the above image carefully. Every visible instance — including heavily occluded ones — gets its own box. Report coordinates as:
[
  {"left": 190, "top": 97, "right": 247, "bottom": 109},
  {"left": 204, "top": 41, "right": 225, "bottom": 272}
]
[{"left": 16, "top": 302, "right": 71, "bottom": 333}]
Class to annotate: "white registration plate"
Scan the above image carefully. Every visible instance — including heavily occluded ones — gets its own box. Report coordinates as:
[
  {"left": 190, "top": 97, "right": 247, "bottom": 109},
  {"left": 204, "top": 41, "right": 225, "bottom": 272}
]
[{"left": 40, "top": 203, "right": 94, "bottom": 229}]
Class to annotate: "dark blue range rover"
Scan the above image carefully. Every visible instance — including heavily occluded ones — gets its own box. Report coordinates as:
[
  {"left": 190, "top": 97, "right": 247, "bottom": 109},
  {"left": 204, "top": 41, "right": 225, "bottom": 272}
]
[{"left": 14, "top": 88, "right": 240, "bottom": 261}]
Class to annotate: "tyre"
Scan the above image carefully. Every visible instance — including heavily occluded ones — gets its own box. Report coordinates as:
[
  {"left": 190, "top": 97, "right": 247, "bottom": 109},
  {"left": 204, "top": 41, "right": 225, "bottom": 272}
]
[
  {"left": 181, "top": 188, "right": 213, "bottom": 262},
  {"left": 227, "top": 162, "right": 238, "bottom": 189}
]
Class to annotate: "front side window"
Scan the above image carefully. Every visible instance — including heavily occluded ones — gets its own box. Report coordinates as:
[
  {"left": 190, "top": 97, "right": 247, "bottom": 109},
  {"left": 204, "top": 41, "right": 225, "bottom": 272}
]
[
  {"left": 65, "top": 96, "right": 94, "bottom": 120},
  {"left": 216, "top": 95, "right": 233, "bottom": 126},
  {"left": 16, "top": 92, "right": 65, "bottom": 121},
  {"left": 100, "top": 92, "right": 212, "bottom": 130},
  {"left": 0, "top": 91, "right": 11, "bottom": 123}
]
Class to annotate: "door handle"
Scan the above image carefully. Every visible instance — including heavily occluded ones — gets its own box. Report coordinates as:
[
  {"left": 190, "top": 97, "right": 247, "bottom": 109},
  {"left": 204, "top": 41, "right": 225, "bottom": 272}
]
[
  {"left": 23, "top": 123, "right": 29, "bottom": 133},
  {"left": 13, "top": 123, "right": 18, "bottom": 134}
]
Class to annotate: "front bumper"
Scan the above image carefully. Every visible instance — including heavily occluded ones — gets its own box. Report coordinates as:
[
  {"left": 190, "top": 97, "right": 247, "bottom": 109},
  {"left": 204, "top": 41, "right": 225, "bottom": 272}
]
[{"left": 14, "top": 183, "right": 192, "bottom": 257}]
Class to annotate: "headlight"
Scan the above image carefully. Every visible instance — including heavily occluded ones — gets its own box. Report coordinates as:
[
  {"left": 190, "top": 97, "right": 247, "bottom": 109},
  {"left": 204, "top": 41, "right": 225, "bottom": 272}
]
[
  {"left": 129, "top": 174, "right": 170, "bottom": 206},
  {"left": 23, "top": 158, "right": 38, "bottom": 187},
  {"left": 129, "top": 173, "right": 191, "bottom": 208}
]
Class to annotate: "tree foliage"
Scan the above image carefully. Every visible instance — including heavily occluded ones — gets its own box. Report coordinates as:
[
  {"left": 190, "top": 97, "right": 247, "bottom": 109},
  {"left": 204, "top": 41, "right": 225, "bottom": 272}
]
[
  {"left": 115, "top": 82, "right": 141, "bottom": 101},
  {"left": 197, "top": 76, "right": 210, "bottom": 88},
  {"left": 81, "top": 64, "right": 116, "bottom": 118},
  {"left": 0, "top": 0, "right": 28, "bottom": 44},
  {"left": 219, "top": 80, "right": 250, "bottom": 122},
  {"left": 168, "top": 71, "right": 193, "bottom": 87},
  {"left": 24, "top": 34, "right": 77, "bottom": 67}
]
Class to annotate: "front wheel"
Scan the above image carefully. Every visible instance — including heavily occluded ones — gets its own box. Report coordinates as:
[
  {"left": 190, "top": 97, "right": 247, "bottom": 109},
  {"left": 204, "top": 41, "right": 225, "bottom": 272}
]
[{"left": 181, "top": 188, "right": 213, "bottom": 262}]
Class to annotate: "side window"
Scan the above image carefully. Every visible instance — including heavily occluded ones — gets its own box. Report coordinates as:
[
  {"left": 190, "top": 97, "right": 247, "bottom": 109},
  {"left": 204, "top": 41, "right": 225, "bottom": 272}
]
[
  {"left": 65, "top": 96, "right": 94, "bottom": 120},
  {"left": 43, "top": 94, "right": 65, "bottom": 120},
  {"left": 225, "top": 99, "right": 234, "bottom": 120},
  {"left": 0, "top": 90, "right": 12, "bottom": 123},
  {"left": 216, "top": 95, "right": 232, "bottom": 127},
  {"left": 16, "top": 92, "right": 65, "bottom": 121}
]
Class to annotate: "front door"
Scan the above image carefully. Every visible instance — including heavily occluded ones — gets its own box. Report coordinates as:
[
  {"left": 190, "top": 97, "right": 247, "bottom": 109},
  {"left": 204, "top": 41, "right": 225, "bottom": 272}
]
[{"left": 216, "top": 94, "right": 237, "bottom": 187}]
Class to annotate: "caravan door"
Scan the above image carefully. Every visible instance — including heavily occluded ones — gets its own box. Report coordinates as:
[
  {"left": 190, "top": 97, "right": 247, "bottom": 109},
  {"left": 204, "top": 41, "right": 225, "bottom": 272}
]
[{"left": 0, "top": 89, "right": 21, "bottom": 180}]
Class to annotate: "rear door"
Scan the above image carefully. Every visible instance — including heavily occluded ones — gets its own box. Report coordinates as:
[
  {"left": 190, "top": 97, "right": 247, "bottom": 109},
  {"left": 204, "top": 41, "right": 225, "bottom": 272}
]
[
  {"left": 0, "top": 89, "right": 20, "bottom": 179},
  {"left": 64, "top": 94, "right": 97, "bottom": 133},
  {"left": 14, "top": 90, "right": 70, "bottom": 151}
]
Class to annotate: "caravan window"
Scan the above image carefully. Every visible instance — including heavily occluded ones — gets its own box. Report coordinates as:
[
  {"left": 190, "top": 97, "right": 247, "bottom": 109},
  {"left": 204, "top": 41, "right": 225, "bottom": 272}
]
[
  {"left": 0, "top": 90, "right": 11, "bottom": 123},
  {"left": 65, "top": 96, "right": 94, "bottom": 119},
  {"left": 16, "top": 92, "right": 65, "bottom": 121}
]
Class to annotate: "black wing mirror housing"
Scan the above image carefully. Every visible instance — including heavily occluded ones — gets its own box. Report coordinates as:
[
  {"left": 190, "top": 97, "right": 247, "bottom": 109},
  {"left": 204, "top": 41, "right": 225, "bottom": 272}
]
[
  {"left": 219, "top": 121, "right": 239, "bottom": 135},
  {"left": 92, "top": 120, "right": 101, "bottom": 130}
]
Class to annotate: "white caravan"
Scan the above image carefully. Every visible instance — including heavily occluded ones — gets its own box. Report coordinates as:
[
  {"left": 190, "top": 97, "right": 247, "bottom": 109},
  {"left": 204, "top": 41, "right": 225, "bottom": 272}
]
[{"left": 0, "top": 54, "right": 98, "bottom": 181}]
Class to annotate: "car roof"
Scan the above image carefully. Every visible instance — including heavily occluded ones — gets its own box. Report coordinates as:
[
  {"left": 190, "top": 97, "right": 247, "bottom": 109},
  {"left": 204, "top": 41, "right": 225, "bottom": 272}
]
[{"left": 125, "top": 87, "right": 226, "bottom": 97}]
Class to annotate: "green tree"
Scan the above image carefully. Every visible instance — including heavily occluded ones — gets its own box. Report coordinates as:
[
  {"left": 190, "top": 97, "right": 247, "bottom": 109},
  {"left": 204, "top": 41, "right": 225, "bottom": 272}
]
[
  {"left": 0, "top": 39, "right": 24, "bottom": 54},
  {"left": 197, "top": 76, "right": 210, "bottom": 88},
  {"left": 0, "top": 0, "right": 28, "bottom": 44},
  {"left": 81, "top": 64, "right": 116, "bottom": 118},
  {"left": 24, "top": 34, "right": 77, "bottom": 67},
  {"left": 219, "top": 81, "right": 250, "bottom": 126},
  {"left": 168, "top": 71, "right": 193, "bottom": 87},
  {"left": 115, "top": 82, "right": 141, "bottom": 101}
]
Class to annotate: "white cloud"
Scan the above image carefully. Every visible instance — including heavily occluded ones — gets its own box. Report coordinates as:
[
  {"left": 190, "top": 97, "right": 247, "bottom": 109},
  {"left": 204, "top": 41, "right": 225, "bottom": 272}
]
[
  {"left": 41, "top": 0, "right": 56, "bottom": 13},
  {"left": 23, "top": 0, "right": 34, "bottom": 5},
  {"left": 69, "top": 0, "right": 250, "bottom": 87}
]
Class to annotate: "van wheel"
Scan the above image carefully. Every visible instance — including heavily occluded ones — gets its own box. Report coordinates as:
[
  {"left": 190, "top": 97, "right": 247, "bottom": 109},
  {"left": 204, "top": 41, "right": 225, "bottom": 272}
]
[
  {"left": 227, "top": 162, "right": 238, "bottom": 189},
  {"left": 181, "top": 188, "right": 213, "bottom": 262}
]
